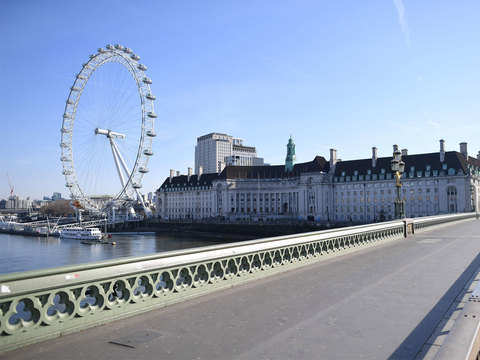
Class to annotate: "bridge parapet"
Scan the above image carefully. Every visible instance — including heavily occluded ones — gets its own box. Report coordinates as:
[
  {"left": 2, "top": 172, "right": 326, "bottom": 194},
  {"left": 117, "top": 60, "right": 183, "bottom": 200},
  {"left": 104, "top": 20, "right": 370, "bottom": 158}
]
[{"left": 0, "top": 213, "right": 476, "bottom": 353}]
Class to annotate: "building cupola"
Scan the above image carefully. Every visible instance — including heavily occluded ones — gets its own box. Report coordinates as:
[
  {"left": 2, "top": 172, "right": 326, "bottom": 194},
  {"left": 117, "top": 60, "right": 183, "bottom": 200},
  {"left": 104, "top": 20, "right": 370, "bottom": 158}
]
[{"left": 285, "top": 136, "right": 296, "bottom": 172}]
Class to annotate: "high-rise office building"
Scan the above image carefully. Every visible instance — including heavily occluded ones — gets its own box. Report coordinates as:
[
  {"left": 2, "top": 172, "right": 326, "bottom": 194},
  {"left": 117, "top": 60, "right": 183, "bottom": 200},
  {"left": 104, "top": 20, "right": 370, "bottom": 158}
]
[{"left": 194, "top": 133, "right": 264, "bottom": 174}]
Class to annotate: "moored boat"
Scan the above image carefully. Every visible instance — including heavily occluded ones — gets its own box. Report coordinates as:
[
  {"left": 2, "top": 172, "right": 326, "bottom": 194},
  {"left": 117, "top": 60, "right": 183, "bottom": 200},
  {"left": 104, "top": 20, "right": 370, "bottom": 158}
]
[{"left": 59, "top": 227, "right": 102, "bottom": 240}]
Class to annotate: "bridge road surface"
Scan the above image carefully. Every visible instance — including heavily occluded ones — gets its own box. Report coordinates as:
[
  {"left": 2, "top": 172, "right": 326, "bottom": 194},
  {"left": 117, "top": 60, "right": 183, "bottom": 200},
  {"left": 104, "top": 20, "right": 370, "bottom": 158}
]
[{"left": 4, "top": 219, "right": 480, "bottom": 360}]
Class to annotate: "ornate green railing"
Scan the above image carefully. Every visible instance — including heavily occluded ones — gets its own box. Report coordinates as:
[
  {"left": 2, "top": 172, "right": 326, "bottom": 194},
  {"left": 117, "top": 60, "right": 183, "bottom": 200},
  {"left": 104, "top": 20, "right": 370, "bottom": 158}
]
[
  {"left": 0, "top": 213, "right": 476, "bottom": 352},
  {"left": 413, "top": 212, "right": 476, "bottom": 232}
]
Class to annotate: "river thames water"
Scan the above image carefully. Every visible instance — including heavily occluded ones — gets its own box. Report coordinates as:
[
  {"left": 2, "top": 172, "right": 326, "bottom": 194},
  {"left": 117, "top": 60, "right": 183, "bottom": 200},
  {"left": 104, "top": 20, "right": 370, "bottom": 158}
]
[{"left": 0, "top": 232, "right": 249, "bottom": 275}]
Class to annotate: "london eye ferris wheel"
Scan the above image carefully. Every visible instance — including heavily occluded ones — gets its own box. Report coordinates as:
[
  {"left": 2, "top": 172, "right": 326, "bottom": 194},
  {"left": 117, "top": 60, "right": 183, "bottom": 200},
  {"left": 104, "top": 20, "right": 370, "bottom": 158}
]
[{"left": 60, "top": 44, "right": 156, "bottom": 215}]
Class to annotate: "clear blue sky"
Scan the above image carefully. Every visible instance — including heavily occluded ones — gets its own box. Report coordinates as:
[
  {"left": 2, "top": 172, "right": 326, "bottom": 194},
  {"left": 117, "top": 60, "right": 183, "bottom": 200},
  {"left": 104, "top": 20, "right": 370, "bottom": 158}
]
[{"left": 1, "top": 0, "right": 480, "bottom": 200}]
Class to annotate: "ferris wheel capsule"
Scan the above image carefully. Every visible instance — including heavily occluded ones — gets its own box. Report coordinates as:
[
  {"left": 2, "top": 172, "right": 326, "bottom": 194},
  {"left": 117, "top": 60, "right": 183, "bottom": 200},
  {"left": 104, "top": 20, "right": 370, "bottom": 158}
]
[
  {"left": 146, "top": 130, "right": 156, "bottom": 137},
  {"left": 131, "top": 54, "right": 140, "bottom": 61},
  {"left": 137, "top": 64, "right": 147, "bottom": 71},
  {"left": 146, "top": 93, "right": 156, "bottom": 100},
  {"left": 147, "top": 111, "right": 157, "bottom": 118},
  {"left": 106, "top": 44, "right": 113, "bottom": 50},
  {"left": 142, "top": 77, "right": 152, "bottom": 84}
]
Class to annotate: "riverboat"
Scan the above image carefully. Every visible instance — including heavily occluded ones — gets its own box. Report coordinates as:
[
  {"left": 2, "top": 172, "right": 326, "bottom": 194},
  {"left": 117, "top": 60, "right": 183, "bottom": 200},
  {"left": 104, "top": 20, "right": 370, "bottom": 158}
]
[{"left": 59, "top": 227, "right": 102, "bottom": 240}]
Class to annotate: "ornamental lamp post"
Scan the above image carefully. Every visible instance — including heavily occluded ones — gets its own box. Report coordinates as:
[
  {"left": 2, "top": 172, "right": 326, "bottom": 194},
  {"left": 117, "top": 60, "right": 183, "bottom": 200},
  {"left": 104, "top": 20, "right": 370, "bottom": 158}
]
[{"left": 391, "top": 146, "right": 406, "bottom": 219}]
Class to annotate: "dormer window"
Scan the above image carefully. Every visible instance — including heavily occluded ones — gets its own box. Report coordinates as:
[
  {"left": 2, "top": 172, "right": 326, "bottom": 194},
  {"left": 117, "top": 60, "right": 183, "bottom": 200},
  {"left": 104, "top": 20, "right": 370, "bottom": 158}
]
[
  {"left": 410, "top": 166, "right": 415, "bottom": 172},
  {"left": 367, "top": 170, "right": 372, "bottom": 175},
  {"left": 426, "top": 165, "right": 431, "bottom": 171},
  {"left": 433, "top": 169, "right": 438, "bottom": 176},
  {"left": 442, "top": 164, "right": 447, "bottom": 170},
  {"left": 448, "top": 168, "right": 455, "bottom": 175},
  {"left": 341, "top": 171, "right": 346, "bottom": 176},
  {"left": 354, "top": 170, "right": 359, "bottom": 176},
  {"left": 381, "top": 168, "right": 386, "bottom": 174}
]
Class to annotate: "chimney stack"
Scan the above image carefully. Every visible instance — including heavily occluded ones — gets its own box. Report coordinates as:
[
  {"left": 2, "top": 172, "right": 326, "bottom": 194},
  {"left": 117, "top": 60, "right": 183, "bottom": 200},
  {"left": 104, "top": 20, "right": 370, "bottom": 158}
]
[
  {"left": 198, "top": 166, "right": 203, "bottom": 178},
  {"left": 401, "top": 149, "right": 408, "bottom": 156},
  {"left": 176, "top": 171, "right": 180, "bottom": 177},
  {"left": 460, "top": 142, "right": 468, "bottom": 158},
  {"left": 187, "top": 167, "right": 193, "bottom": 181},
  {"left": 329, "top": 149, "right": 337, "bottom": 168},
  {"left": 169, "top": 169, "right": 175, "bottom": 181},
  {"left": 372, "top": 147, "right": 378, "bottom": 168},
  {"left": 477, "top": 151, "right": 480, "bottom": 160},
  {"left": 440, "top": 139, "right": 445, "bottom": 162},
  {"left": 393, "top": 144, "right": 399, "bottom": 153}
]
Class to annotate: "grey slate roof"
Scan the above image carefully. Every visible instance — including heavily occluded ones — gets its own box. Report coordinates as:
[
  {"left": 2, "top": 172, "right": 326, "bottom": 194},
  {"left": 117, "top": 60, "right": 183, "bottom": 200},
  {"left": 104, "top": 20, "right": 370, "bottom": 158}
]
[
  {"left": 333, "top": 151, "right": 471, "bottom": 177},
  {"left": 219, "top": 156, "right": 329, "bottom": 180}
]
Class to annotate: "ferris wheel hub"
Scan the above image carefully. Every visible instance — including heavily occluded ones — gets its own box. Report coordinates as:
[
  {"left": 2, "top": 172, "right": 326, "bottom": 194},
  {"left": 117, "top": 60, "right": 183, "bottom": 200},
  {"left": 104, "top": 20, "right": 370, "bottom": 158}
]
[{"left": 94, "top": 128, "right": 126, "bottom": 139}]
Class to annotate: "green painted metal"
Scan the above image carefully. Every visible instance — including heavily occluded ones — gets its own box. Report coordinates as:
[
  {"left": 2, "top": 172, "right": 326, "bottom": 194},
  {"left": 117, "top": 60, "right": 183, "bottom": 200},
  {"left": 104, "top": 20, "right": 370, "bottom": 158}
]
[
  {"left": 285, "top": 136, "right": 295, "bottom": 172},
  {"left": 0, "top": 213, "right": 476, "bottom": 353}
]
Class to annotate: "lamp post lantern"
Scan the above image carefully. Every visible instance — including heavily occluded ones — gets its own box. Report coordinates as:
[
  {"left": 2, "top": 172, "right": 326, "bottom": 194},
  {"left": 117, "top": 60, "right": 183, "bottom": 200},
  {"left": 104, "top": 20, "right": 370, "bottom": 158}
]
[{"left": 391, "top": 145, "right": 406, "bottom": 219}]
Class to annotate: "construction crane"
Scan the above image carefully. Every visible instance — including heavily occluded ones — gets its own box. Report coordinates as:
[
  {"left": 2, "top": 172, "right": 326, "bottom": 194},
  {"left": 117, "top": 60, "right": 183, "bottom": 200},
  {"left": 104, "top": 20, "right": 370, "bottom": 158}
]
[{"left": 6, "top": 173, "right": 14, "bottom": 198}]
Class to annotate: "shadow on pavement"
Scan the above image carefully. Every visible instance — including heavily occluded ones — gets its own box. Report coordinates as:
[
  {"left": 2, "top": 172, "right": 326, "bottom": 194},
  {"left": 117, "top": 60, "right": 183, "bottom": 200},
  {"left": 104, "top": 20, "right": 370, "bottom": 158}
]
[{"left": 389, "top": 252, "right": 480, "bottom": 359}]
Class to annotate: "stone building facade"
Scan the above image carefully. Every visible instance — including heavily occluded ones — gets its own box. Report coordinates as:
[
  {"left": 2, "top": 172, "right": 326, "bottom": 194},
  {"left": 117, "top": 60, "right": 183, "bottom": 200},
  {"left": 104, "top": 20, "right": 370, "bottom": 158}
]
[{"left": 156, "top": 140, "right": 480, "bottom": 223}]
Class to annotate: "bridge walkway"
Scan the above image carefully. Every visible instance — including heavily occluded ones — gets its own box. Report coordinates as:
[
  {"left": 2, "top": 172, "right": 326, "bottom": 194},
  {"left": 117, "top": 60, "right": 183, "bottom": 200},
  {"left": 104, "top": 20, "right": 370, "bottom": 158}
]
[{"left": 4, "top": 219, "right": 480, "bottom": 360}]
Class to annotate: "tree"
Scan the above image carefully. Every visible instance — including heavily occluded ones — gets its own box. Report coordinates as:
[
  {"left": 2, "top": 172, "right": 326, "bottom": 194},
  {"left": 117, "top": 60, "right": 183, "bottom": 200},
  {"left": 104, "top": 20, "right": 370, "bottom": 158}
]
[{"left": 40, "top": 200, "right": 75, "bottom": 217}]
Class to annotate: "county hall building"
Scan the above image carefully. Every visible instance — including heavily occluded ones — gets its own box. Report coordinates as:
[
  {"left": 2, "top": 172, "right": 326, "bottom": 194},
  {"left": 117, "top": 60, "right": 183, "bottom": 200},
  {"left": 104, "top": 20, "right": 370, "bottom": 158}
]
[{"left": 156, "top": 138, "right": 480, "bottom": 224}]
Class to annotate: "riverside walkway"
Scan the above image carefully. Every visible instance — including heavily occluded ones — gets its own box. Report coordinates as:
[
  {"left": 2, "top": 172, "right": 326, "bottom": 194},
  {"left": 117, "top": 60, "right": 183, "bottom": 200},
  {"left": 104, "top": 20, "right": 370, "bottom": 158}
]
[{"left": 3, "top": 218, "right": 480, "bottom": 359}]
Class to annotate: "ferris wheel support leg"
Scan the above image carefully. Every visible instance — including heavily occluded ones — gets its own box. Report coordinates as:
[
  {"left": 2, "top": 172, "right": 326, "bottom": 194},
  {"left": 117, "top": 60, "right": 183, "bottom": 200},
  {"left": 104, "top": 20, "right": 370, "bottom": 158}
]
[
  {"left": 111, "top": 138, "right": 152, "bottom": 218},
  {"left": 134, "top": 187, "right": 152, "bottom": 217},
  {"left": 109, "top": 138, "right": 127, "bottom": 189},
  {"left": 111, "top": 139, "right": 132, "bottom": 181}
]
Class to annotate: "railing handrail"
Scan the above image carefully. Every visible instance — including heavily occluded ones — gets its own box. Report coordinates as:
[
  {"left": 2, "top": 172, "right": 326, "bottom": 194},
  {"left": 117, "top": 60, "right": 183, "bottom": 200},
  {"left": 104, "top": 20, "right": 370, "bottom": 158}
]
[{"left": 413, "top": 212, "right": 474, "bottom": 224}]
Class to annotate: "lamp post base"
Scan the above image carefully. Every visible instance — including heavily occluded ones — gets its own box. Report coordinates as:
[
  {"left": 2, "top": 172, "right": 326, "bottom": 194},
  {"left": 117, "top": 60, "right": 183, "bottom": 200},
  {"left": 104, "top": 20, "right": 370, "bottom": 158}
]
[{"left": 395, "top": 199, "right": 405, "bottom": 219}]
